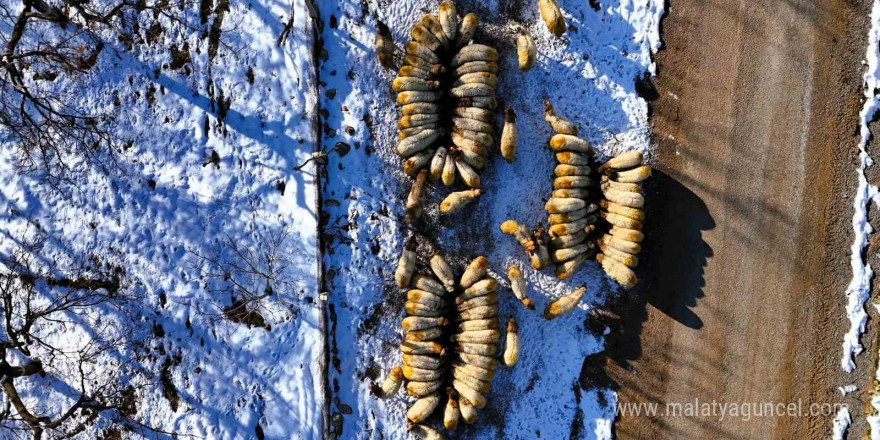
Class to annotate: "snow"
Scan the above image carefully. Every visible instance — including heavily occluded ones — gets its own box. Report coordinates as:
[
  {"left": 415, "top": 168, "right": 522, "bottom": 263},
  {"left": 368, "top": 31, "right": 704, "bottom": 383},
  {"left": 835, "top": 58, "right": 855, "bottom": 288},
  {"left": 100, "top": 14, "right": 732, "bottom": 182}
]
[
  {"left": 839, "top": 385, "right": 858, "bottom": 396},
  {"left": 1, "top": 0, "right": 664, "bottom": 436},
  {"left": 318, "top": 0, "right": 663, "bottom": 438},
  {"left": 0, "top": 0, "right": 323, "bottom": 438},
  {"left": 842, "top": 0, "right": 880, "bottom": 373},
  {"left": 845, "top": 1, "right": 880, "bottom": 437},
  {"left": 870, "top": 305, "right": 880, "bottom": 439},
  {"left": 833, "top": 406, "right": 852, "bottom": 440}
]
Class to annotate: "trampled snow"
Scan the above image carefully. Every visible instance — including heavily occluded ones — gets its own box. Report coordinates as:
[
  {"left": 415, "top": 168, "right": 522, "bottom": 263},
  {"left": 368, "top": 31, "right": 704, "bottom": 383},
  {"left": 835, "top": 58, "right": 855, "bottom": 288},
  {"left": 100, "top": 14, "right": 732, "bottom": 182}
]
[
  {"left": 0, "top": 0, "right": 664, "bottom": 437},
  {"left": 317, "top": 0, "right": 663, "bottom": 438},
  {"left": 0, "top": 0, "right": 323, "bottom": 438}
]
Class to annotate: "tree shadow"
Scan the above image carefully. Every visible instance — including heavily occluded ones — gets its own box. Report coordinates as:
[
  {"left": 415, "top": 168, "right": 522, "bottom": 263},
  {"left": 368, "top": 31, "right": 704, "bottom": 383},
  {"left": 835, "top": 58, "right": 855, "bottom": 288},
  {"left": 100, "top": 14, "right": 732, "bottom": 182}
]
[{"left": 0, "top": 2, "right": 324, "bottom": 436}]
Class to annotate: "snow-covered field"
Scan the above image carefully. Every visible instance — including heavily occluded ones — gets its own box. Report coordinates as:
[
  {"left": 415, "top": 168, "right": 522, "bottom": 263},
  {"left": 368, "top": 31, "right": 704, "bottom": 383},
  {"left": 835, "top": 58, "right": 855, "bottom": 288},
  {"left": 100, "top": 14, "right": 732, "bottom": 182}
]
[
  {"left": 0, "top": 0, "right": 323, "bottom": 438},
  {"left": 318, "top": 0, "right": 663, "bottom": 438},
  {"left": 1, "top": 0, "right": 663, "bottom": 437}
]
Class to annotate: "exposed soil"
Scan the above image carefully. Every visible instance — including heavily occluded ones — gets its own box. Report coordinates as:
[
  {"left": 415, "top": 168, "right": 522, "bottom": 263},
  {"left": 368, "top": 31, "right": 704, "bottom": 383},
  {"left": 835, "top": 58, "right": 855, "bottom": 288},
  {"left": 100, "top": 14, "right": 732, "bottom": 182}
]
[{"left": 606, "top": 0, "right": 874, "bottom": 438}]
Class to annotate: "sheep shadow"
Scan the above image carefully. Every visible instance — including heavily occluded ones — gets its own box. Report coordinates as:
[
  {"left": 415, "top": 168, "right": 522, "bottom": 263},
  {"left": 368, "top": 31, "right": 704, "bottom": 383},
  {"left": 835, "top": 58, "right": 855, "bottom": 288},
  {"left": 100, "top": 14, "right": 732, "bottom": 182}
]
[
  {"left": 599, "top": 169, "right": 714, "bottom": 383},
  {"left": 638, "top": 170, "right": 712, "bottom": 330}
]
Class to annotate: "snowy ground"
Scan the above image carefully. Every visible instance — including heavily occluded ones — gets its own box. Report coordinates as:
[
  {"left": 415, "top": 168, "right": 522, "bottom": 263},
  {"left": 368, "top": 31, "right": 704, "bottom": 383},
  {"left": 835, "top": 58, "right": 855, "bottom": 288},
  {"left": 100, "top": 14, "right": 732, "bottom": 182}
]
[
  {"left": 317, "top": 0, "right": 663, "bottom": 438},
  {"left": 0, "top": 0, "right": 323, "bottom": 438},
  {"left": 1, "top": 0, "right": 664, "bottom": 437}
]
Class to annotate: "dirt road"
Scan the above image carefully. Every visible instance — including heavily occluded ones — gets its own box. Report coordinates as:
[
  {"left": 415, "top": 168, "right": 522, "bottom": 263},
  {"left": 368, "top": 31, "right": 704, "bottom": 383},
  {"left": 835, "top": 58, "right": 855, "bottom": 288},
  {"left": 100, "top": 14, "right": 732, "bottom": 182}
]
[{"left": 607, "top": 0, "right": 873, "bottom": 438}]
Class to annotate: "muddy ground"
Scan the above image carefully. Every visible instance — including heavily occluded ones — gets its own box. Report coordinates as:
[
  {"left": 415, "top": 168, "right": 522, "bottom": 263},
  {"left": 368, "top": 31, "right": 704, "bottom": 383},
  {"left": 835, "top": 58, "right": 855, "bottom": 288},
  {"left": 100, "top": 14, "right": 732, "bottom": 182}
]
[{"left": 606, "top": 0, "right": 876, "bottom": 438}]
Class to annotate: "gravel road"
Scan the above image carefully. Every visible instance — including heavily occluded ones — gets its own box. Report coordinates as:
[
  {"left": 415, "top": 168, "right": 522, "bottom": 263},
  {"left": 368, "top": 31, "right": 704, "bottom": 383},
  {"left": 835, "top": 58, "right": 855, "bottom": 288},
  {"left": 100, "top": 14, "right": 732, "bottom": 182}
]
[{"left": 606, "top": 0, "right": 874, "bottom": 438}]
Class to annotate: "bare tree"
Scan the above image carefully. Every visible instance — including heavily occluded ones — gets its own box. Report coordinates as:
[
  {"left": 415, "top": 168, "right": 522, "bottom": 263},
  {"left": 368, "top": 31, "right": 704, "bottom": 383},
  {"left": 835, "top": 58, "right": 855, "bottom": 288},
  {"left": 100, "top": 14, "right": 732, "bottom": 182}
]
[
  {"left": 190, "top": 221, "right": 306, "bottom": 330},
  {"left": 0, "top": 0, "right": 203, "bottom": 185},
  {"left": 0, "top": 230, "right": 139, "bottom": 440},
  {"left": 0, "top": 0, "right": 124, "bottom": 185}
]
